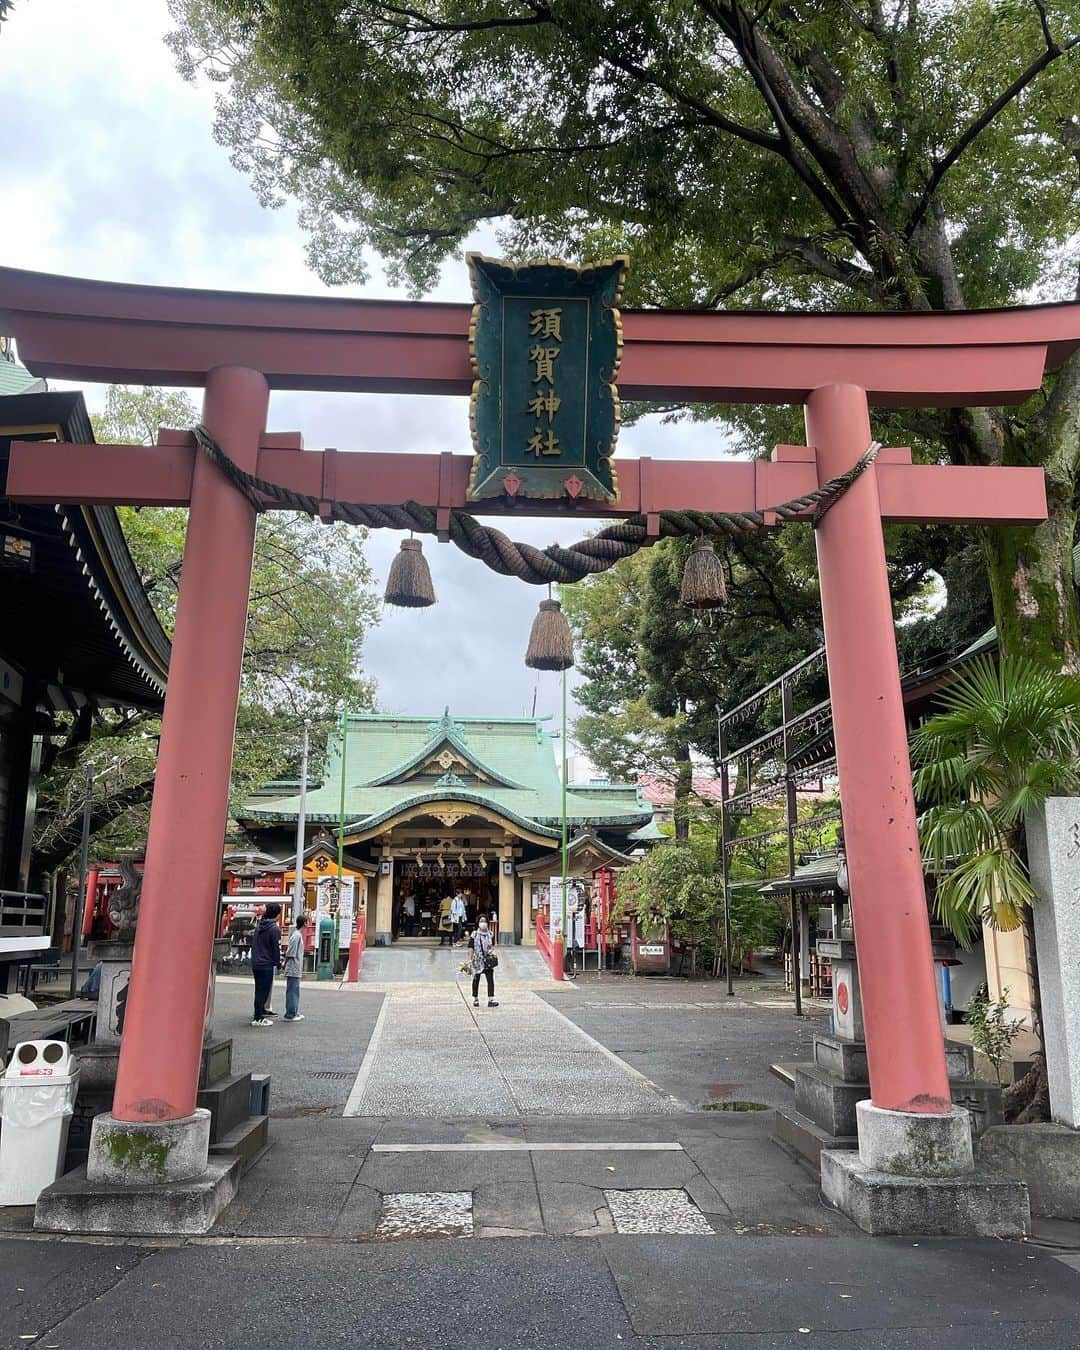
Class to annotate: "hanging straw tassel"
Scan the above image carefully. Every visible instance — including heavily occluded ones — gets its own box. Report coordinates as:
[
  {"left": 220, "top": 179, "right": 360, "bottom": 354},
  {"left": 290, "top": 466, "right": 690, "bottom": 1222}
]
[
  {"left": 524, "top": 598, "right": 574, "bottom": 670},
  {"left": 384, "top": 537, "right": 437, "bottom": 608},
  {"left": 679, "top": 537, "right": 727, "bottom": 609}
]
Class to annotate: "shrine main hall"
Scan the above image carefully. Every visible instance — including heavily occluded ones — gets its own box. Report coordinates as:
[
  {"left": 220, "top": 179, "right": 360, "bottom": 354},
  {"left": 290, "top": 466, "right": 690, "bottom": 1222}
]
[{"left": 239, "top": 710, "right": 652, "bottom": 945}]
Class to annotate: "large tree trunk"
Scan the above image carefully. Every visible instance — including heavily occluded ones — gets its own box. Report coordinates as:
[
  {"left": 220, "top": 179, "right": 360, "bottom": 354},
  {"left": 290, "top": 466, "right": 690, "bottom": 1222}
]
[
  {"left": 981, "top": 356, "right": 1080, "bottom": 669},
  {"left": 1005, "top": 904, "right": 1051, "bottom": 1123},
  {"left": 983, "top": 504, "right": 1080, "bottom": 671}
]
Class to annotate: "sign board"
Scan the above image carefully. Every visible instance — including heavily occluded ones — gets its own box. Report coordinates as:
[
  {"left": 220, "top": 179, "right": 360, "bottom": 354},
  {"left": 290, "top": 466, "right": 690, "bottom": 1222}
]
[
  {"left": 549, "top": 876, "right": 587, "bottom": 944},
  {"left": 316, "top": 875, "right": 356, "bottom": 951},
  {"left": 227, "top": 873, "right": 286, "bottom": 896},
  {"left": 466, "top": 254, "right": 627, "bottom": 503},
  {"left": 337, "top": 877, "right": 355, "bottom": 951}
]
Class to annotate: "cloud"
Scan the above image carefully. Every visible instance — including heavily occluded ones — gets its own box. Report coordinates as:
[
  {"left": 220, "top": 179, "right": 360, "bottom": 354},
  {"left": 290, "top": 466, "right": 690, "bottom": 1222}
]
[{"left": 2, "top": 1, "right": 737, "bottom": 750}]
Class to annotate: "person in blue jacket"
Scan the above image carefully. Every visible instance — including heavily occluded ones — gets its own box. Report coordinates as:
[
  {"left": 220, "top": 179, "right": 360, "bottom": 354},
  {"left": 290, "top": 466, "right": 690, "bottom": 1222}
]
[{"left": 251, "top": 903, "right": 282, "bottom": 1027}]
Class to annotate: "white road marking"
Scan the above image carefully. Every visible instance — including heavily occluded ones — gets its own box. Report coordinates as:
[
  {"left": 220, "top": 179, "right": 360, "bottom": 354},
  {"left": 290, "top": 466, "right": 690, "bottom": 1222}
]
[
  {"left": 343, "top": 993, "right": 392, "bottom": 1117},
  {"left": 372, "top": 1141, "right": 685, "bottom": 1153}
]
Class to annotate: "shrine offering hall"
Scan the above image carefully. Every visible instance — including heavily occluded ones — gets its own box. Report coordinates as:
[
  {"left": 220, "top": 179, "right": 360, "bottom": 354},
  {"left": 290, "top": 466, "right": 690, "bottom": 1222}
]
[{"left": 239, "top": 711, "right": 651, "bottom": 945}]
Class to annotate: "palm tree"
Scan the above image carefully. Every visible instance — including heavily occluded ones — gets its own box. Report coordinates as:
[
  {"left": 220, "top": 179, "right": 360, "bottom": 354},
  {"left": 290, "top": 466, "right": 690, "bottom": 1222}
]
[{"left": 911, "top": 653, "right": 1080, "bottom": 1120}]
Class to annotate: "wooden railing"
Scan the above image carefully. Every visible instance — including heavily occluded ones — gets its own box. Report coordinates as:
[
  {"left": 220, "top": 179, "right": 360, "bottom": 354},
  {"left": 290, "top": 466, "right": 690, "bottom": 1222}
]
[{"left": 0, "top": 889, "right": 48, "bottom": 938}]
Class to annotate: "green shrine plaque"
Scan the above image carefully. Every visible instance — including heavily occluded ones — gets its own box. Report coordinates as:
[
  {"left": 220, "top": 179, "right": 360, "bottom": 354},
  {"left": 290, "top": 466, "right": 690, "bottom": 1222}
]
[{"left": 467, "top": 254, "right": 627, "bottom": 503}]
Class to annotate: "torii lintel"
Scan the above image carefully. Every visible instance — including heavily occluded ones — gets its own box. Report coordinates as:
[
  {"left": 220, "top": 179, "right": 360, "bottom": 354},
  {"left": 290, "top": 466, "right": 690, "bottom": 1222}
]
[
  {"left": 2, "top": 266, "right": 1080, "bottom": 405},
  {"left": 4, "top": 436, "right": 1049, "bottom": 528}
]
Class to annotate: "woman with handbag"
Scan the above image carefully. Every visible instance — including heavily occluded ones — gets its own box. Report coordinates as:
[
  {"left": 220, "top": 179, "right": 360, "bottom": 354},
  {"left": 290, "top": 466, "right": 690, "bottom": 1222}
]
[{"left": 467, "top": 915, "right": 499, "bottom": 1009}]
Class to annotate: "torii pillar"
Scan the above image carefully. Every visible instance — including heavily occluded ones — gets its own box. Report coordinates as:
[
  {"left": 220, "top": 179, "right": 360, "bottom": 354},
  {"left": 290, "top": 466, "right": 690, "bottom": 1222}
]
[
  {"left": 4, "top": 267, "right": 1073, "bottom": 1235},
  {"left": 70, "top": 366, "right": 268, "bottom": 1213}
]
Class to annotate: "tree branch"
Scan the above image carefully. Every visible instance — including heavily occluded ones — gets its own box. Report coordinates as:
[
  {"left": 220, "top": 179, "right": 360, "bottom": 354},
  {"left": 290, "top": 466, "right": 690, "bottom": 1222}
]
[
  {"left": 906, "top": 26, "right": 1080, "bottom": 236},
  {"left": 373, "top": 1, "right": 552, "bottom": 35},
  {"left": 35, "top": 777, "right": 156, "bottom": 873},
  {"left": 703, "top": 231, "right": 874, "bottom": 303}
]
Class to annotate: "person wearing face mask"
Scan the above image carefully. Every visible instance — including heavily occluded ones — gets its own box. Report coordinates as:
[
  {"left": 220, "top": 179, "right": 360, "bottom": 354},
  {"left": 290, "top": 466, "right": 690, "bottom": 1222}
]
[{"left": 467, "top": 915, "right": 499, "bottom": 1009}]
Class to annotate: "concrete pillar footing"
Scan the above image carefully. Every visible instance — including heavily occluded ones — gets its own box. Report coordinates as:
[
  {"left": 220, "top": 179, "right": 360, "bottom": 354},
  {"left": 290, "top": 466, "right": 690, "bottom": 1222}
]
[
  {"left": 856, "top": 1100, "right": 973, "bottom": 1177},
  {"left": 821, "top": 1100, "right": 1029, "bottom": 1235},
  {"left": 86, "top": 1108, "right": 211, "bottom": 1185}
]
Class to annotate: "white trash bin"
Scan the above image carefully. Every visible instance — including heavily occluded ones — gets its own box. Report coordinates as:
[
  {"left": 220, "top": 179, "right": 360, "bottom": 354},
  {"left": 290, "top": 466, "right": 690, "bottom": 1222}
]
[{"left": 0, "top": 1040, "right": 80, "bottom": 1206}]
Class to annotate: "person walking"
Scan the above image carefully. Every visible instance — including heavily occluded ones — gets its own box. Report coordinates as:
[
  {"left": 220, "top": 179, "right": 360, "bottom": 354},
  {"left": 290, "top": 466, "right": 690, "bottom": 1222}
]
[
  {"left": 403, "top": 892, "right": 417, "bottom": 937},
  {"left": 438, "top": 892, "right": 455, "bottom": 946},
  {"left": 450, "top": 889, "right": 467, "bottom": 946},
  {"left": 251, "top": 902, "right": 282, "bottom": 1027},
  {"left": 467, "top": 915, "right": 499, "bottom": 1009},
  {"left": 283, "top": 913, "right": 307, "bottom": 1022}
]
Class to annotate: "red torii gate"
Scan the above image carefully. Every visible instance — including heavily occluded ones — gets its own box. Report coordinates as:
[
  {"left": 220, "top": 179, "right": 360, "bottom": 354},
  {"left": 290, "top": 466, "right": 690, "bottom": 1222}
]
[{"left": 2, "top": 267, "right": 1077, "bottom": 1199}]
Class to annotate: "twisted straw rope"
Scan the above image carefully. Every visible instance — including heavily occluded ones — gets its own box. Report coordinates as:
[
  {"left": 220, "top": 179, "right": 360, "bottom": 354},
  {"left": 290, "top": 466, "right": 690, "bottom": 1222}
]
[{"left": 193, "top": 425, "right": 880, "bottom": 586}]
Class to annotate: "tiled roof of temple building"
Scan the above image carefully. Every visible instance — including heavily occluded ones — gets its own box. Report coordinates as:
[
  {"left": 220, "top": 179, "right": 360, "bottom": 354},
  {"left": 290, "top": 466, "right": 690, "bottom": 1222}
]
[{"left": 242, "top": 711, "right": 650, "bottom": 835}]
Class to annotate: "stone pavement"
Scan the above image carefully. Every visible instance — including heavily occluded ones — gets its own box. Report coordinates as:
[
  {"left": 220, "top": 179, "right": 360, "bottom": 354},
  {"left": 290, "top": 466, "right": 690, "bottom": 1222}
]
[
  {"left": 8, "top": 959, "right": 1080, "bottom": 1347},
  {"left": 357, "top": 938, "right": 552, "bottom": 985},
  {"left": 343, "top": 982, "right": 686, "bottom": 1116},
  {"left": 210, "top": 1110, "right": 857, "bottom": 1240}
]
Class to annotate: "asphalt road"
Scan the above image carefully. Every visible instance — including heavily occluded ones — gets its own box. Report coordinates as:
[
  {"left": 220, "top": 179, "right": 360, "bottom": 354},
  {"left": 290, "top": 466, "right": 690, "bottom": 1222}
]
[{"left": 5, "top": 1232, "right": 1080, "bottom": 1349}]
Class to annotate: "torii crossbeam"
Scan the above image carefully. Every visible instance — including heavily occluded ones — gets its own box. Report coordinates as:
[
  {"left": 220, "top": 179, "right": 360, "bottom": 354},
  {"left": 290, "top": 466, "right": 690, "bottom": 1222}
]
[{"left": 2, "top": 267, "right": 1077, "bottom": 1213}]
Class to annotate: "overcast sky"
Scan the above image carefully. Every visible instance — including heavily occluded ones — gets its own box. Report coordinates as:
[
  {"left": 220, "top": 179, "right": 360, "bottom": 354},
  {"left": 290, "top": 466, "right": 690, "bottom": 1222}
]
[{"left": 1, "top": 2, "right": 736, "bottom": 772}]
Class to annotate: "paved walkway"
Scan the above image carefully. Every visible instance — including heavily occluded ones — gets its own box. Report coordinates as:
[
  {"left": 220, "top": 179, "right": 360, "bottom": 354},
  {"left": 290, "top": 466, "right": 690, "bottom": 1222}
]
[
  {"left": 357, "top": 939, "right": 551, "bottom": 985},
  {"left": 344, "top": 983, "right": 685, "bottom": 1116}
]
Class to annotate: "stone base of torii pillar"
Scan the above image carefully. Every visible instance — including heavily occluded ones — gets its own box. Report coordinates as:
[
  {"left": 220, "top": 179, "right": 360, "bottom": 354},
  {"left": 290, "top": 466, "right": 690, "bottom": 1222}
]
[{"left": 775, "top": 937, "right": 1024, "bottom": 1233}]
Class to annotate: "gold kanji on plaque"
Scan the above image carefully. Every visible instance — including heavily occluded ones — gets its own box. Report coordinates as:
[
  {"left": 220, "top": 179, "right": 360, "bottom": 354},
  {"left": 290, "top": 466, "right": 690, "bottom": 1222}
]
[
  {"left": 526, "top": 427, "right": 561, "bottom": 457},
  {"left": 529, "top": 307, "right": 563, "bottom": 341},
  {"left": 527, "top": 391, "right": 561, "bottom": 423},
  {"left": 529, "top": 345, "right": 559, "bottom": 385}
]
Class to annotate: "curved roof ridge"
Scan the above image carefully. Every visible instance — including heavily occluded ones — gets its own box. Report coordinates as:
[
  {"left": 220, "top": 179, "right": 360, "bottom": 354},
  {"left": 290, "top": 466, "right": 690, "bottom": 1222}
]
[
  {"left": 365, "top": 718, "right": 527, "bottom": 790},
  {"left": 341, "top": 788, "right": 562, "bottom": 841}
]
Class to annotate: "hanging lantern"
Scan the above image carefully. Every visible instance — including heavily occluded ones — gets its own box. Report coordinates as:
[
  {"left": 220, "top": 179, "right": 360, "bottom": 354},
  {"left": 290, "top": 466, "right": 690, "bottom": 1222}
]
[
  {"left": 524, "top": 597, "right": 574, "bottom": 670},
  {"left": 384, "top": 537, "right": 436, "bottom": 608},
  {"left": 679, "top": 537, "right": 727, "bottom": 609}
]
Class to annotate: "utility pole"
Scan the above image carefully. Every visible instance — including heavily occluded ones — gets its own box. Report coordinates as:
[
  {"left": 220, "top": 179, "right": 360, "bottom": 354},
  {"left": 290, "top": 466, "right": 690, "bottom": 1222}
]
[
  {"left": 717, "top": 718, "right": 734, "bottom": 997},
  {"left": 561, "top": 667, "right": 573, "bottom": 978},
  {"left": 782, "top": 677, "right": 802, "bottom": 1018},
  {"left": 69, "top": 763, "right": 93, "bottom": 998},
  {"left": 292, "top": 720, "right": 311, "bottom": 923}
]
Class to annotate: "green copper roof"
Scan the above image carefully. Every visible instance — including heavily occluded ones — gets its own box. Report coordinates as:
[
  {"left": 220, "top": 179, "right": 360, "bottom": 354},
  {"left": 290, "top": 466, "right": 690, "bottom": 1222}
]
[
  {"left": 242, "top": 713, "right": 651, "bottom": 831},
  {"left": 0, "top": 339, "right": 41, "bottom": 395}
]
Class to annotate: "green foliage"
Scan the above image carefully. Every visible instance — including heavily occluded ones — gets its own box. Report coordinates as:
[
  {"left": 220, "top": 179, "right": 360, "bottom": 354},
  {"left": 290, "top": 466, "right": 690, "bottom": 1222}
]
[
  {"left": 564, "top": 524, "right": 945, "bottom": 803},
  {"left": 912, "top": 654, "right": 1080, "bottom": 944},
  {"left": 32, "top": 386, "right": 380, "bottom": 870},
  {"left": 167, "top": 1, "right": 1078, "bottom": 307},
  {"left": 615, "top": 838, "right": 777, "bottom": 974},
  {"left": 966, "top": 984, "right": 1025, "bottom": 1085},
  {"left": 168, "top": 0, "right": 1080, "bottom": 670}
]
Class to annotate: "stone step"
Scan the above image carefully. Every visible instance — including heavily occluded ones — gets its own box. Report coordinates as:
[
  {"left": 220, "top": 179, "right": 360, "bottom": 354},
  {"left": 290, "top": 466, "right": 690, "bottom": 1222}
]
[
  {"left": 197, "top": 1073, "right": 253, "bottom": 1144},
  {"left": 794, "top": 1062, "right": 868, "bottom": 1138},
  {"left": 773, "top": 1106, "right": 856, "bottom": 1167},
  {"left": 769, "top": 1062, "right": 797, "bottom": 1088},
  {"left": 209, "top": 1114, "right": 270, "bottom": 1174},
  {"left": 200, "top": 1038, "right": 232, "bottom": 1089},
  {"left": 35, "top": 1157, "right": 240, "bottom": 1237},
  {"left": 249, "top": 1073, "right": 271, "bottom": 1117}
]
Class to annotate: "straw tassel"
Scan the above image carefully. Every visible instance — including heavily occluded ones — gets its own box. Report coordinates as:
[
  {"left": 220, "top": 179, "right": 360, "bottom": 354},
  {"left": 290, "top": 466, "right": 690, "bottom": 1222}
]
[
  {"left": 524, "top": 598, "right": 574, "bottom": 670},
  {"left": 384, "top": 538, "right": 436, "bottom": 608},
  {"left": 679, "top": 537, "right": 727, "bottom": 609}
]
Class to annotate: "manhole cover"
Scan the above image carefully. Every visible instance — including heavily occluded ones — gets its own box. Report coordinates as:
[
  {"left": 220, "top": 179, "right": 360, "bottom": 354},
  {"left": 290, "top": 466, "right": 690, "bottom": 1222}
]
[{"left": 312, "top": 1070, "right": 353, "bottom": 1080}]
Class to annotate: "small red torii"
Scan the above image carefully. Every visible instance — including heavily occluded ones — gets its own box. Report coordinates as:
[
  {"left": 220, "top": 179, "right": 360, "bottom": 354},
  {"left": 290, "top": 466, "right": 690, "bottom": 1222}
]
[{"left": 1, "top": 266, "right": 1075, "bottom": 1152}]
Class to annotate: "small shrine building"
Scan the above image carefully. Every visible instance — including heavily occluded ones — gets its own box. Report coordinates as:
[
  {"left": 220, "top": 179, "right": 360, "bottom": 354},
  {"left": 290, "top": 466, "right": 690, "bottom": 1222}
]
[{"left": 239, "top": 711, "right": 651, "bottom": 945}]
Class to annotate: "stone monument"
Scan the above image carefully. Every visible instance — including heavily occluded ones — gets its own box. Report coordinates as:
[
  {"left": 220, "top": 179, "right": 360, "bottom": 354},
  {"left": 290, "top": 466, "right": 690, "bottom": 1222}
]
[{"left": 978, "top": 798, "right": 1080, "bottom": 1218}]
